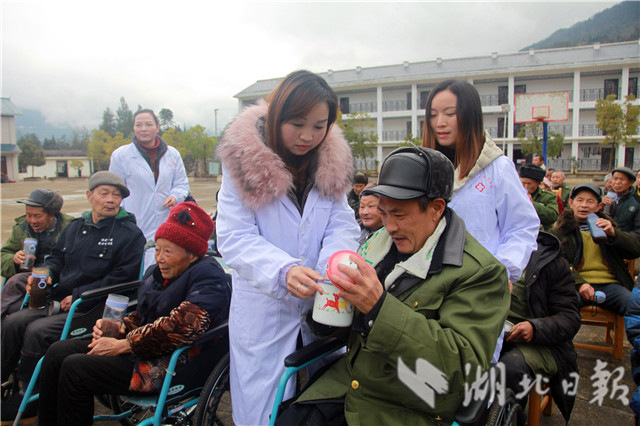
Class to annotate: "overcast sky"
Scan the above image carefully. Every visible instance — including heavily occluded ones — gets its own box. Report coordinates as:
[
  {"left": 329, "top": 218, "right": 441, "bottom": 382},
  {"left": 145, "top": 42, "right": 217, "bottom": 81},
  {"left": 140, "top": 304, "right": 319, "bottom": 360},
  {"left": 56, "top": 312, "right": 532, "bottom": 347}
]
[{"left": 1, "top": 0, "right": 619, "bottom": 136}]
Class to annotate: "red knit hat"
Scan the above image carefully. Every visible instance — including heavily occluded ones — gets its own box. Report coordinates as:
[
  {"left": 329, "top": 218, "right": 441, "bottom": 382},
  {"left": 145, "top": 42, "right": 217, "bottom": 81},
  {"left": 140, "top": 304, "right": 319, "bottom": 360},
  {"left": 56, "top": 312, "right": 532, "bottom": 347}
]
[{"left": 155, "top": 202, "right": 213, "bottom": 258}]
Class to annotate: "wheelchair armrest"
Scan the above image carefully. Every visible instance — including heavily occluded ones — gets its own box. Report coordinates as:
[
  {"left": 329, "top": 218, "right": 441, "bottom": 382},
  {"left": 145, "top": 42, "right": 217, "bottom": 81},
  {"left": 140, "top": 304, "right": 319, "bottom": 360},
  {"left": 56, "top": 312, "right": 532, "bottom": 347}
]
[
  {"left": 284, "top": 337, "right": 344, "bottom": 368},
  {"left": 78, "top": 280, "right": 142, "bottom": 302},
  {"left": 192, "top": 321, "right": 228, "bottom": 346},
  {"left": 453, "top": 386, "right": 493, "bottom": 425}
]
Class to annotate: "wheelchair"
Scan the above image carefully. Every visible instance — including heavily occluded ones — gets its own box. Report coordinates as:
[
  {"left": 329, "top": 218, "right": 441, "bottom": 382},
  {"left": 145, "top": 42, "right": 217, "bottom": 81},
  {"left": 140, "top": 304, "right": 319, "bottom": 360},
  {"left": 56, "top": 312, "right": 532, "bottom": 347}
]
[
  {"left": 267, "top": 337, "right": 524, "bottom": 426},
  {"left": 13, "top": 255, "right": 233, "bottom": 426}
]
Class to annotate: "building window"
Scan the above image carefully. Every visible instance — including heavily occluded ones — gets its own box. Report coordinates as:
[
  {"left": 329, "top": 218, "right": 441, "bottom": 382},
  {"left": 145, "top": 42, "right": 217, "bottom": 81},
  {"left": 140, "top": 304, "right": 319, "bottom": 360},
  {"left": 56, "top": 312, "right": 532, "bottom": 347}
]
[
  {"left": 340, "top": 97, "right": 350, "bottom": 114},
  {"left": 498, "top": 85, "right": 525, "bottom": 105},
  {"left": 604, "top": 79, "right": 619, "bottom": 99},
  {"left": 406, "top": 92, "right": 412, "bottom": 110},
  {"left": 420, "top": 91, "right": 430, "bottom": 109},
  {"left": 629, "top": 77, "right": 638, "bottom": 98},
  {"left": 498, "top": 117, "right": 505, "bottom": 138}
]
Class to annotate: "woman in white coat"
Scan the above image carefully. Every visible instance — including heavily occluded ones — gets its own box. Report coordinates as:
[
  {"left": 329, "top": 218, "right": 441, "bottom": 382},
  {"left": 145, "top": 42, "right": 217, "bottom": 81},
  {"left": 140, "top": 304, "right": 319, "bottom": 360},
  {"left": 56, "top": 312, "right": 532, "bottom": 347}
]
[
  {"left": 422, "top": 79, "right": 539, "bottom": 360},
  {"left": 109, "top": 109, "right": 189, "bottom": 271},
  {"left": 216, "top": 70, "right": 360, "bottom": 425}
]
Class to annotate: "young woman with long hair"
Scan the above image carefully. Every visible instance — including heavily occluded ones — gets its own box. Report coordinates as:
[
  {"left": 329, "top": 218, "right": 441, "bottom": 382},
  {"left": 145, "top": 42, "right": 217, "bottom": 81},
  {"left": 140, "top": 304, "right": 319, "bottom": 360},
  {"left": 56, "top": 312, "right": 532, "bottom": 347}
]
[
  {"left": 216, "top": 70, "right": 360, "bottom": 425},
  {"left": 422, "top": 79, "right": 539, "bottom": 285}
]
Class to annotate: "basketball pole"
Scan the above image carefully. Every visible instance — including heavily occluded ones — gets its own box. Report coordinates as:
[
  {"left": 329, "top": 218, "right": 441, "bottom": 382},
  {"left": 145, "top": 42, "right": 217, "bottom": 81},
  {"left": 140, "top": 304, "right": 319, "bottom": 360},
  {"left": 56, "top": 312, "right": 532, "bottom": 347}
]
[
  {"left": 543, "top": 121, "right": 548, "bottom": 165},
  {"left": 536, "top": 116, "right": 548, "bottom": 166}
]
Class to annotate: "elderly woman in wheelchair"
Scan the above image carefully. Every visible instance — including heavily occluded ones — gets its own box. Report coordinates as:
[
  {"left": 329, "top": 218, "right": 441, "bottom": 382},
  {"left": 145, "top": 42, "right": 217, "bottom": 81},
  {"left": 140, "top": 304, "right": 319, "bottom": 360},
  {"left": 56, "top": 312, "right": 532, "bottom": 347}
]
[{"left": 35, "top": 202, "right": 231, "bottom": 426}]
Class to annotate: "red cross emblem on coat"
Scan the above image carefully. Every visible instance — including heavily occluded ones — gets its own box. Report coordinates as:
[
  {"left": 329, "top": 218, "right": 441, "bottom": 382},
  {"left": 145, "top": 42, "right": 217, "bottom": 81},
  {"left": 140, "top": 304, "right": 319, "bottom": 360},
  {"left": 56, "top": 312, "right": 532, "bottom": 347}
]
[{"left": 475, "top": 182, "right": 486, "bottom": 193}]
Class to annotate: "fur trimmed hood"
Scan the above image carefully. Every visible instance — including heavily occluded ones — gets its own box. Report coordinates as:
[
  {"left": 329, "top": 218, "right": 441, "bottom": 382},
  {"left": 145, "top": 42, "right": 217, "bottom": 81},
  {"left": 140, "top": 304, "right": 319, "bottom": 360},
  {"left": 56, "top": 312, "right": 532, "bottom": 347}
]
[{"left": 216, "top": 100, "right": 354, "bottom": 210}]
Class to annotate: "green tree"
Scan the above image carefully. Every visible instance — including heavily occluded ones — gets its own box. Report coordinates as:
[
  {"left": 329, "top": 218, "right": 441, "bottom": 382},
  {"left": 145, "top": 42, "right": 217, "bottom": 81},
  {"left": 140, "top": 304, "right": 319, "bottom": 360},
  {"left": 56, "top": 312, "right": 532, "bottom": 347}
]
[
  {"left": 70, "top": 127, "right": 90, "bottom": 151},
  {"left": 116, "top": 97, "right": 134, "bottom": 138},
  {"left": 517, "top": 122, "right": 565, "bottom": 159},
  {"left": 86, "top": 130, "right": 128, "bottom": 171},
  {"left": 17, "top": 134, "right": 45, "bottom": 177},
  {"left": 183, "top": 126, "right": 216, "bottom": 177},
  {"left": 339, "top": 112, "right": 378, "bottom": 172},
  {"left": 162, "top": 126, "right": 216, "bottom": 176},
  {"left": 401, "top": 133, "right": 422, "bottom": 147},
  {"left": 99, "top": 108, "right": 117, "bottom": 137},
  {"left": 70, "top": 159, "right": 84, "bottom": 177},
  {"left": 596, "top": 94, "right": 640, "bottom": 170},
  {"left": 42, "top": 136, "right": 58, "bottom": 150},
  {"left": 158, "top": 108, "right": 175, "bottom": 131}
]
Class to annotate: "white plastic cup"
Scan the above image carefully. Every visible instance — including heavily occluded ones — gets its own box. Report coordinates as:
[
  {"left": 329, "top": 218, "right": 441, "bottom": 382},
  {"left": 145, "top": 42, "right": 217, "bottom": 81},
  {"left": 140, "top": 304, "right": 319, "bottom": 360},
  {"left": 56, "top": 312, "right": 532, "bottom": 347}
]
[
  {"left": 21, "top": 238, "right": 37, "bottom": 270},
  {"left": 312, "top": 280, "right": 354, "bottom": 327},
  {"left": 503, "top": 320, "right": 514, "bottom": 339},
  {"left": 101, "top": 294, "right": 129, "bottom": 337}
]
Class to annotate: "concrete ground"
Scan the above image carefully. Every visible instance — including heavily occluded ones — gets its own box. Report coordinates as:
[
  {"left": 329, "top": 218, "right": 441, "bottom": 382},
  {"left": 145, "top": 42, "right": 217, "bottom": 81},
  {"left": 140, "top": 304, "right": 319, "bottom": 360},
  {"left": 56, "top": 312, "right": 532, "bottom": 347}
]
[{"left": 2, "top": 177, "right": 637, "bottom": 424}]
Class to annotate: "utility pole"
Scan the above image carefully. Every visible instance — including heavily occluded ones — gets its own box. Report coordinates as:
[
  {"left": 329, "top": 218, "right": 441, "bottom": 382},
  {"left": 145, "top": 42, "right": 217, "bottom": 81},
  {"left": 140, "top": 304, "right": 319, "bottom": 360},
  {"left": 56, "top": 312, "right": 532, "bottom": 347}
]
[{"left": 214, "top": 109, "right": 219, "bottom": 137}]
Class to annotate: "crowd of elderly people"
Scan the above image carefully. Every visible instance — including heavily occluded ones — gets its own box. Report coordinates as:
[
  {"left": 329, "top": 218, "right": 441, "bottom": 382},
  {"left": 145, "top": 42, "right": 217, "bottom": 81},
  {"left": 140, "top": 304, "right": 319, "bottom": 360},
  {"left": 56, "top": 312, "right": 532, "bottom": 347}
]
[{"left": 2, "top": 77, "right": 640, "bottom": 426}]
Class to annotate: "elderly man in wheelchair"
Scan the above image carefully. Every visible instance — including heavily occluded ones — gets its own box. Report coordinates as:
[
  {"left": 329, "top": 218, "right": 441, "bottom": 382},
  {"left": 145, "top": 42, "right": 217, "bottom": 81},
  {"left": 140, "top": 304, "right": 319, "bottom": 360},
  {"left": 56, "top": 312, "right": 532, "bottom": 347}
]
[
  {"left": 274, "top": 147, "right": 510, "bottom": 425},
  {"left": 34, "top": 202, "right": 231, "bottom": 426}
]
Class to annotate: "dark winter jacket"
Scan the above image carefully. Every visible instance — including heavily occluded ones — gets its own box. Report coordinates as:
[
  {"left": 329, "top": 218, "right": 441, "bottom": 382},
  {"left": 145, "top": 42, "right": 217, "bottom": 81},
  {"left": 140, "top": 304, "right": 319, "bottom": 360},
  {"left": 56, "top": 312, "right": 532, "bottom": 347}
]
[
  {"left": 45, "top": 208, "right": 146, "bottom": 302},
  {"left": 514, "top": 231, "right": 581, "bottom": 423},
  {"left": 0, "top": 213, "right": 74, "bottom": 278},
  {"left": 124, "top": 256, "right": 231, "bottom": 392},
  {"left": 551, "top": 209, "right": 640, "bottom": 291},
  {"left": 607, "top": 189, "right": 640, "bottom": 238}
]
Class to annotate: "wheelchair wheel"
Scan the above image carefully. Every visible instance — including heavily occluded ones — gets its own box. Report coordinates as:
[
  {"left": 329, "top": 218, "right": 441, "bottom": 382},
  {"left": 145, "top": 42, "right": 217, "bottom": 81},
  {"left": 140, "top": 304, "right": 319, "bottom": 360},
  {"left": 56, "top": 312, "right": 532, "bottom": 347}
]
[
  {"left": 485, "top": 389, "right": 524, "bottom": 426},
  {"left": 192, "top": 352, "right": 232, "bottom": 426}
]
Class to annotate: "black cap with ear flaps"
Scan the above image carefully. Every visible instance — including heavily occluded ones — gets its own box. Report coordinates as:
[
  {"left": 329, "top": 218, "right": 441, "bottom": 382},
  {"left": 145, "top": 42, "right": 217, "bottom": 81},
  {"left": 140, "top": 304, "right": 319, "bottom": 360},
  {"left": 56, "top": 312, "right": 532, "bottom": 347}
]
[{"left": 363, "top": 146, "right": 454, "bottom": 202}]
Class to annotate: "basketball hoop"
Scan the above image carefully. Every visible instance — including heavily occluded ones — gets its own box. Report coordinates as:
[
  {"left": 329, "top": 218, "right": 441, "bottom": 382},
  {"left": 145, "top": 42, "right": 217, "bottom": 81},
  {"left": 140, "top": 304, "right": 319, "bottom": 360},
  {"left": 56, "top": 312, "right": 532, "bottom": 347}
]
[{"left": 514, "top": 91, "right": 569, "bottom": 124}]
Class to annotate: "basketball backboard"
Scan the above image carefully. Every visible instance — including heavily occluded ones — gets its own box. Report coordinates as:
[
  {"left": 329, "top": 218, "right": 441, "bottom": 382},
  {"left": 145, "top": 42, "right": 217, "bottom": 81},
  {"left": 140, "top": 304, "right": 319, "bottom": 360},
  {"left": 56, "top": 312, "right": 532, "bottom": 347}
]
[{"left": 514, "top": 91, "right": 569, "bottom": 123}]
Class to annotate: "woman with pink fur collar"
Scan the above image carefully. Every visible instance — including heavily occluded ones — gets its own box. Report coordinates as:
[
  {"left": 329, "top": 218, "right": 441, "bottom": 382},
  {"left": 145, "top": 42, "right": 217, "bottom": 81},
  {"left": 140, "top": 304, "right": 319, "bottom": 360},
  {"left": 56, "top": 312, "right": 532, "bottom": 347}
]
[{"left": 216, "top": 70, "right": 360, "bottom": 425}]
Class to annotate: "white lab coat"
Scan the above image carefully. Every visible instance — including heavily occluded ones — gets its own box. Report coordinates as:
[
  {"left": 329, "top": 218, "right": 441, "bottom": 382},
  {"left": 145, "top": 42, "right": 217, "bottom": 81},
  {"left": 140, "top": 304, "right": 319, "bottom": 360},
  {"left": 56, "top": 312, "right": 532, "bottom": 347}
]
[
  {"left": 449, "top": 155, "right": 539, "bottom": 284},
  {"left": 109, "top": 141, "right": 189, "bottom": 270},
  {"left": 217, "top": 169, "right": 360, "bottom": 425}
]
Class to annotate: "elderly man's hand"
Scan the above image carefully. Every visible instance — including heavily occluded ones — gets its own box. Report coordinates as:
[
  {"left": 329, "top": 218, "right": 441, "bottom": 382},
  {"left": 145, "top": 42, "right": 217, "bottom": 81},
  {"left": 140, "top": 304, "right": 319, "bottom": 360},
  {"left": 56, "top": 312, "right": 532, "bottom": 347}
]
[
  {"left": 13, "top": 250, "right": 26, "bottom": 265},
  {"left": 60, "top": 295, "right": 73, "bottom": 312},
  {"left": 596, "top": 217, "right": 615, "bottom": 238},
  {"left": 601, "top": 195, "right": 615, "bottom": 206},
  {"left": 331, "top": 254, "right": 383, "bottom": 314},
  {"left": 87, "top": 336, "right": 132, "bottom": 356},
  {"left": 579, "top": 283, "right": 595, "bottom": 302},
  {"left": 507, "top": 321, "right": 534, "bottom": 343}
]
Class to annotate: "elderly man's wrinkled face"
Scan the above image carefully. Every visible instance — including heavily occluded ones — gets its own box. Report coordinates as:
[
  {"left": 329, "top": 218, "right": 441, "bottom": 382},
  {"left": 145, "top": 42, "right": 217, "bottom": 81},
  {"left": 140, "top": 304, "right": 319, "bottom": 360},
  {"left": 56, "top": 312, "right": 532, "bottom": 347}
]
[
  {"left": 551, "top": 171, "right": 564, "bottom": 187},
  {"left": 353, "top": 183, "right": 366, "bottom": 196},
  {"left": 25, "top": 206, "right": 55, "bottom": 233},
  {"left": 154, "top": 238, "right": 198, "bottom": 280},
  {"left": 359, "top": 194, "right": 383, "bottom": 231},
  {"left": 612, "top": 172, "right": 634, "bottom": 195},
  {"left": 378, "top": 195, "right": 445, "bottom": 254},
  {"left": 520, "top": 177, "right": 540, "bottom": 195},
  {"left": 86, "top": 185, "right": 123, "bottom": 222},
  {"left": 569, "top": 191, "right": 599, "bottom": 222}
]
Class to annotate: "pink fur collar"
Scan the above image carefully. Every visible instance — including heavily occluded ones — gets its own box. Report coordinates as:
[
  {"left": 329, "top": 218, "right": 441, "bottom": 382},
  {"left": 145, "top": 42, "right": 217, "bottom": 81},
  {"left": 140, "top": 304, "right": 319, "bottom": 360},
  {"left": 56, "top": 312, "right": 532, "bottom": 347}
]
[{"left": 216, "top": 100, "right": 354, "bottom": 211}]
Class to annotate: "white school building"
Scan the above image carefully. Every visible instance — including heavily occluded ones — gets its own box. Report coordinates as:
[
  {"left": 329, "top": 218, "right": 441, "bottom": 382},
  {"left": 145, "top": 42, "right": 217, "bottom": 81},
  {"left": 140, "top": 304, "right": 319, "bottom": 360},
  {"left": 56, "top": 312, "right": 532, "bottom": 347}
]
[{"left": 234, "top": 40, "right": 640, "bottom": 172}]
